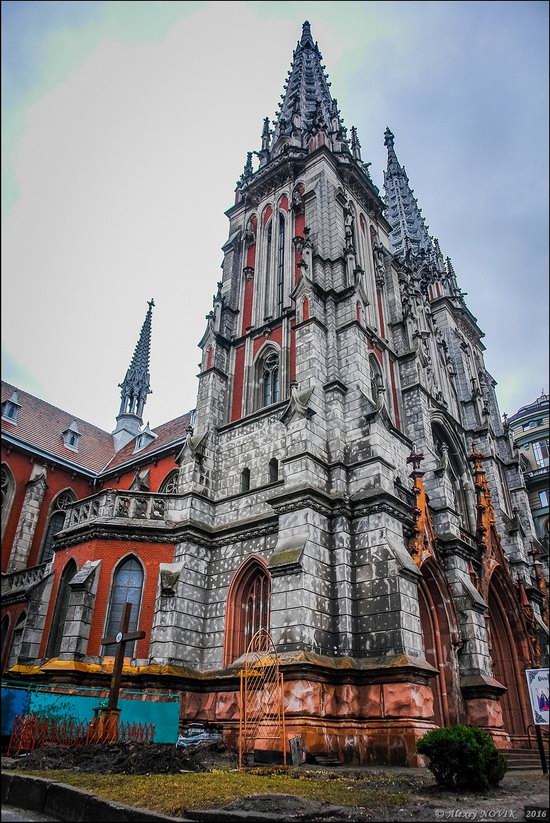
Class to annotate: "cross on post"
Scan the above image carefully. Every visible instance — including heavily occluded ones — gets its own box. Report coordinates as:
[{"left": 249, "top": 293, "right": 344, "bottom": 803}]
[{"left": 101, "top": 601, "right": 145, "bottom": 712}]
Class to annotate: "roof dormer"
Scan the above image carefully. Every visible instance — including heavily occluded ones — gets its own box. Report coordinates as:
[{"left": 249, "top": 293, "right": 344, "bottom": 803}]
[
  {"left": 62, "top": 420, "right": 81, "bottom": 451},
  {"left": 133, "top": 422, "right": 157, "bottom": 453},
  {"left": 1, "top": 392, "right": 21, "bottom": 424}
]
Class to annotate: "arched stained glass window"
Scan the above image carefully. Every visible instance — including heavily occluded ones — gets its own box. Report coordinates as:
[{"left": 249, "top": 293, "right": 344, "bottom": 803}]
[
  {"left": 224, "top": 558, "right": 270, "bottom": 664},
  {"left": 103, "top": 556, "right": 144, "bottom": 657},
  {"left": 47, "top": 559, "right": 77, "bottom": 658},
  {"left": 40, "top": 491, "right": 75, "bottom": 564},
  {"left": 159, "top": 470, "right": 179, "bottom": 494}
]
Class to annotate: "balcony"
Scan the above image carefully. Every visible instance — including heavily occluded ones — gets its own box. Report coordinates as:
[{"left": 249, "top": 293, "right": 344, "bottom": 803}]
[
  {"left": 1, "top": 564, "right": 48, "bottom": 599},
  {"left": 524, "top": 466, "right": 549, "bottom": 481},
  {"left": 63, "top": 490, "right": 172, "bottom": 532}
]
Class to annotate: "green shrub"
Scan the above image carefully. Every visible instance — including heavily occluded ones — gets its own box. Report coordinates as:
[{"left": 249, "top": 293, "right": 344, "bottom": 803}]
[{"left": 416, "top": 725, "right": 507, "bottom": 791}]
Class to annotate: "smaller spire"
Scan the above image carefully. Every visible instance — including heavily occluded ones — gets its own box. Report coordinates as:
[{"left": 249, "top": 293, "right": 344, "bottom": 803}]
[
  {"left": 383, "top": 128, "right": 432, "bottom": 258},
  {"left": 116, "top": 299, "right": 154, "bottom": 425},
  {"left": 244, "top": 151, "right": 253, "bottom": 179},
  {"left": 259, "top": 118, "right": 271, "bottom": 167},
  {"left": 350, "top": 126, "right": 362, "bottom": 161}
]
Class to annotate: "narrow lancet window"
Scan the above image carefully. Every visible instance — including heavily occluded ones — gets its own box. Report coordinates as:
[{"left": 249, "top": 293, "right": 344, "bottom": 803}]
[
  {"left": 264, "top": 221, "right": 273, "bottom": 318},
  {"left": 276, "top": 214, "right": 285, "bottom": 316}
]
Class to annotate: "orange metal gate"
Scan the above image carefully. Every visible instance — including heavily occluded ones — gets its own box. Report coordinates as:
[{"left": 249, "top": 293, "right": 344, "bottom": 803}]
[{"left": 238, "top": 628, "right": 286, "bottom": 768}]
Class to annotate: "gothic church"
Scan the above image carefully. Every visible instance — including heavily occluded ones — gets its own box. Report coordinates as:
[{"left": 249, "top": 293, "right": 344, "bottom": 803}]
[{"left": 2, "top": 21, "right": 548, "bottom": 765}]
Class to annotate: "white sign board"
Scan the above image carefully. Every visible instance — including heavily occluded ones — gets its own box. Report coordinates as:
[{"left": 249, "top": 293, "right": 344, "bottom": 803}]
[{"left": 525, "top": 668, "right": 549, "bottom": 726}]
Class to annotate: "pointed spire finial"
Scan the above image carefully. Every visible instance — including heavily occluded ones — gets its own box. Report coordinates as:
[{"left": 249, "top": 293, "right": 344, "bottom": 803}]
[
  {"left": 301, "top": 20, "right": 314, "bottom": 47},
  {"left": 384, "top": 127, "right": 395, "bottom": 148},
  {"left": 350, "top": 126, "right": 362, "bottom": 161},
  {"left": 117, "top": 300, "right": 154, "bottom": 421}
]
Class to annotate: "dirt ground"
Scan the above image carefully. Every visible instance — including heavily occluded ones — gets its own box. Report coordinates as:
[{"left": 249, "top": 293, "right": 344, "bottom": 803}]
[
  {"left": 13, "top": 741, "right": 236, "bottom": 773},
  {"left": 221, "top": 770, "right": 550, "bottom": 821},
  {"left": 8, "top": 747, "right": 549, "bottom": 821}
]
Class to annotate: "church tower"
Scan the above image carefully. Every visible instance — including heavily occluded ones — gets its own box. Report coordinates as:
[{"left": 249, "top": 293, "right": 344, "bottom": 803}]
[
  {"left": 112, "top": 299, "right": 154, "bottom": 451},
  {"left": 9, "top": 21, "right": 545, "bottom": 767},
  {"left": 155, "top": 20, "right": 545, "bottom": 759}
]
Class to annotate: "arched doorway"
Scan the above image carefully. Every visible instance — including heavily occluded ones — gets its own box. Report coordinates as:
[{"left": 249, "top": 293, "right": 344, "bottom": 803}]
[
  {"left": 487, "top": 570, "right": 531, "bottom": 741},
  {"left": 418, "top": 559, "right": 460, "bottom": 727}
]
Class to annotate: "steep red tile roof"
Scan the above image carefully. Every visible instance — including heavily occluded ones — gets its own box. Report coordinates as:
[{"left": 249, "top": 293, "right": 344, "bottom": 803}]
[
  {"left": 101, "top": 412, "right": 191, "bottom": 473},
  {"left": 1, "top": 381, "right": 192, "bottom": 476}
]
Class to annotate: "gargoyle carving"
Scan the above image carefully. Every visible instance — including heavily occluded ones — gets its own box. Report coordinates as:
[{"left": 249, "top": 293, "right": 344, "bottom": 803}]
[{"left": 280, "top": 382, "right": 315, "bottom": 425}]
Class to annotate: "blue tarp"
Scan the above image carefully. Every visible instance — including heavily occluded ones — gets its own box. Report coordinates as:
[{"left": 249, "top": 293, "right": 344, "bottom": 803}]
[{"left": 1, "top": 685, "right": 180, "bottom": 743}]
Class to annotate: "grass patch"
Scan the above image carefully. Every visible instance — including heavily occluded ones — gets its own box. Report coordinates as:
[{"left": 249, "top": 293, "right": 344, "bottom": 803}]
[{"left": 17, "top": 768, "right": 409, "bottom": 816}]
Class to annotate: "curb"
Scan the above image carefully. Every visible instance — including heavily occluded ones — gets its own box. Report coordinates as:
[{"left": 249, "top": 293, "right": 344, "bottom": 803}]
[{"left": 2, "top": 771, "right": 191, "bottom": 822}]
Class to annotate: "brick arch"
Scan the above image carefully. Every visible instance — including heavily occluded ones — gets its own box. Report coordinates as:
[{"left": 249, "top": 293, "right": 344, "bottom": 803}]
[
  {"left": 223, "top": 554, "right": 271, "bottom": 666},
  {"left": 418, "top": 557, "right": 461, "bottom": 727},
  {"left": 38, "top": 487, "right": 77, "bottom": 565},
  {"left": 488, "top": 568, "right": 532, "bottom": 741}
]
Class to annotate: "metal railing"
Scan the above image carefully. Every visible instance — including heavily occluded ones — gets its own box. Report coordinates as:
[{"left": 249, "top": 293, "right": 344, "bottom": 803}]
[{"left": 7, "top": 713, "right": 155, "bottom": 755}]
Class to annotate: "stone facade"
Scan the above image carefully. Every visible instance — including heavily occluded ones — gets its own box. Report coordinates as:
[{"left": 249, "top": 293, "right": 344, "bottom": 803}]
[{"left": 2, "top": 20, "right": 548, "bottom": 766}]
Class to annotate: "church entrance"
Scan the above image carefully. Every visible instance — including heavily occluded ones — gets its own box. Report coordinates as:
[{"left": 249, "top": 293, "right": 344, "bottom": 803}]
[
  {"left": 418, "top": 560, "right": 460, "bottom": 728},
  {"left": 487, "top": 571, "right": 530, "bottom": 742}
]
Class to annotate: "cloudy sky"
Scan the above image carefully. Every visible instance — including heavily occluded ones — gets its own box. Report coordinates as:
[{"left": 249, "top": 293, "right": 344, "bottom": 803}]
[{"left": 2, "top": 0, "right": 548, "bottom": 432}]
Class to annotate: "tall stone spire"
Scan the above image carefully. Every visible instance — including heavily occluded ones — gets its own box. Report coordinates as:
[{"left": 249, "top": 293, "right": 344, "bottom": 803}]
[
  {"left": 272, "top": 21, "right": 338, "bottom": 144},
  {"left": 112, "top": 299, "right": 154, "bottom": 450},
  {"left": 383, "top": 128, "right": 433, "bottom": 259}
]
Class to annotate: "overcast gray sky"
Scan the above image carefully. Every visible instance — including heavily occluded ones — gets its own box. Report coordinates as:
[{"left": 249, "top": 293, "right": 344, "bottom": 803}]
[{"left": 2, "top": 0, "right": 548, "bottom": 431}]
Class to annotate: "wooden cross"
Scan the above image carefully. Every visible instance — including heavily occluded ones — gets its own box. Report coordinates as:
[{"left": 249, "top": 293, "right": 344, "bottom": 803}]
[{"left": 101, "top": 602, "right": 145, "bottom": 712}]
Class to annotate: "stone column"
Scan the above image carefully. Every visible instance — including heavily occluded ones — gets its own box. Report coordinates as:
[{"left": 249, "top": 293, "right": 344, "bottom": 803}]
[
  {"left": 8, "top": 464, "right": 48, "bottom": 572},
  {"left": 19, "top": 573, "right": 55, "bottom": 661},
  {"left": 61, "top": 560, "right": 101, "bottom": 660}
]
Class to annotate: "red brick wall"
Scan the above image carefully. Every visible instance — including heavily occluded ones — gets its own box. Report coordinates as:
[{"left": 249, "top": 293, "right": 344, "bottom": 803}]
[
  {"left": 231, "top": 345, "right": 246, "bottom": 422},
  {"left": 253, "top": 324, "right": 282, "bottom": 357},
  {"left": 40, "top": 539, "right": 174, "bottom": 659},
  {"left": 1, "top": 447, "right": 93, "bottom": 572},
  {"left": 98, "top": 454, "right": 179, "bottom": 493}
]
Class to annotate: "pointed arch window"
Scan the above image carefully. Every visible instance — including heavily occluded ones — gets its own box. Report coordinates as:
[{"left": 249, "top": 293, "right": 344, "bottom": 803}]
[
  {"left": 276, "top": 213, "right": 285, "bottom": 316},
  {"left": 47, "top": 559, "right": 77, "bottom": 659},
  {"left": 260, "top": 350, "right": 280, "bottom": 408},
  {"left": 40, "top": 491, "right": 76, "bottom": 564},
  {"left": 159, "top": 470, "right": 179, "bottom": 494},
  {"left": 1, "top": 464, "right": 15, "bottom": 539},
  {"left": 224, "top": 559, "right": 270, "bottom": 664},
  {"left": 104, "top": 556, "right": 144, "bottom": 658},
  {"left": 7, "top": 612, "right": 26, "bottom": 670},
  {"left": 432, "top": 424, "right": 471, "bottom": 531}
]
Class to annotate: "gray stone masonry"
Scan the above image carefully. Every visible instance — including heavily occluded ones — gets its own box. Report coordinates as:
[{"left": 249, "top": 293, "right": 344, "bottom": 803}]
[
  {"left": 61, "top": 560, "right": 101, "bottom": 660},
  {"left": 8, "top": 464, "right": 48, "bottom": 572},
  {"left": 19, "top": 573, "right": 54, "bottom": 661}
]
